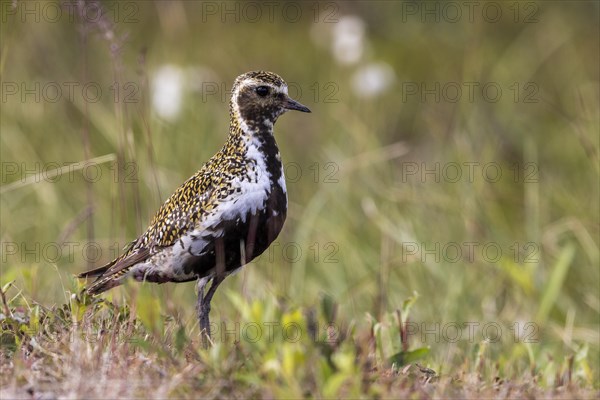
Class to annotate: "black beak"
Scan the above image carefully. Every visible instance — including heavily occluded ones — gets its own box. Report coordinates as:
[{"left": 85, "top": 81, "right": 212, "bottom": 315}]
[{"left": 283, "top": 97, "right": 311, "bottom": 113}]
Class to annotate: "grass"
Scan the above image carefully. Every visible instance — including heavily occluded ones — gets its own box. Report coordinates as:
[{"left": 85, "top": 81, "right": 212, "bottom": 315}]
[
  {"left": 1, "top": 287, "right": 597, "bottom": 398},
  {"left": 1, "top": 0, "right": 599, "bottom": 398}
]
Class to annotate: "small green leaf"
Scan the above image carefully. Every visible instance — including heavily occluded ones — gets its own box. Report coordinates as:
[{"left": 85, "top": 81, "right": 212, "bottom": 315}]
[
  {"left": 388, "top": 346, "right": 430, "bottom": 366},
  {"left": 401, "top": 291, "right": 419, "bottom": 325},
  {"left": 175, "top": 325, "right": 187, "bottom": 353},
  {"left": 537, "top": 243, "right": 576, "bottom": 323},
  {"left": 320, "top": 292, "right": 337, "bottom": 323},
  {"left": 1, "top": 280, "right": 14, "bottom": 294}
]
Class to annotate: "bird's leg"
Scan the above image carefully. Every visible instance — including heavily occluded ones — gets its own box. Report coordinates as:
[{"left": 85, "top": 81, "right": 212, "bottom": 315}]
[
  {"left": 197, "top": 274, "right": 225, "bottom": 349},
  {"left": 196, "top": 276, "right": 211, "bottom": 345}
]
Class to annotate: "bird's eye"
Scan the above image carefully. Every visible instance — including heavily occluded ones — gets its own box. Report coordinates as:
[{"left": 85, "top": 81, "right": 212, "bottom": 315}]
[{"left": 255, "top": 86, "right": 270, "bottom": 97}]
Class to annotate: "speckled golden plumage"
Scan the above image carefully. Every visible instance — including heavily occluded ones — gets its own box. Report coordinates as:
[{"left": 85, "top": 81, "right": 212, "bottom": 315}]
[{"left": 77, "top": 72, "right": 311, "bottom": 334}]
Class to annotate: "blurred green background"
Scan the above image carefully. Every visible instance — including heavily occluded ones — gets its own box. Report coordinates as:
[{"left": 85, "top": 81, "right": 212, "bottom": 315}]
[{"left": 1, "top": 0, "right": 598, "bottom": 381}]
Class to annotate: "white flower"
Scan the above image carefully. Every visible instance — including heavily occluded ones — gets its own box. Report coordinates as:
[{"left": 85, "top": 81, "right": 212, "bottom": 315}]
[
  {"left": 351, "top": 62, "right": 395, "bottom": 98},
  {"left": 332, "top": 16, "right": 365, "bottom": 65},
  {"left": 152, "top": 64, "right": 184, "bottom": 120}
]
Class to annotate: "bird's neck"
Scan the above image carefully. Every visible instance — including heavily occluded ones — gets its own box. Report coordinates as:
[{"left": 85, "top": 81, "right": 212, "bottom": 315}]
[{"left": 224, "top": 110, "right": 280, "bottom": 162}]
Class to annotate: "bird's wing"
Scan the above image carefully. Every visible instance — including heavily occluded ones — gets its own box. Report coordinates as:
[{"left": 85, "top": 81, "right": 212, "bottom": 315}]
[{"left": 80, "top": 167, "right": 218, "bottom": 294}]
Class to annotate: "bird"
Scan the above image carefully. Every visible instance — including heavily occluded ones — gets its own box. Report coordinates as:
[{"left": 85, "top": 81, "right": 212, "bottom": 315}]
[{"left": 78, "top": 71, "right": 311, "bottom": 347}]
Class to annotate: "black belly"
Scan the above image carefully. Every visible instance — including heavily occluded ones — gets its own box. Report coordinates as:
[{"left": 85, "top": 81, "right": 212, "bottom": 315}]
[{"left": 180, "top": 188, "right": 287, "bottom": 280}]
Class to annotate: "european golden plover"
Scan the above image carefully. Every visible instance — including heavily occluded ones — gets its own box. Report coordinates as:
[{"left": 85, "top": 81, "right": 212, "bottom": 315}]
[{"left": 78, "top": 71, "right": 311, "bottom": 346}]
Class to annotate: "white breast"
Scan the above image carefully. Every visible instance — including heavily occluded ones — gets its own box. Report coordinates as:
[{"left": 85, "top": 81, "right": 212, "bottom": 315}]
[{"left": 173, "top": 136, "right": 273, "bottom": 260}]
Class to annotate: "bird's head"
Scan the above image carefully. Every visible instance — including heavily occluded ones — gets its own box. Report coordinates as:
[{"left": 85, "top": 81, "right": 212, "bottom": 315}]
[{"left": 230, "top": 71, "right": 310, "bottom": 131}]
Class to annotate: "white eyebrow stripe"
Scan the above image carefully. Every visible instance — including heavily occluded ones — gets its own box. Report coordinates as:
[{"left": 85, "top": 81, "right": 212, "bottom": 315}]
[{"left": 238, "top": 79, "right": 287, "bottom": 96}]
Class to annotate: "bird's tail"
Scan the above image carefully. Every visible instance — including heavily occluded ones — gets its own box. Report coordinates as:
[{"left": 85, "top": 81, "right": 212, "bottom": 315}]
[
  {"left": 77, "top": 260, "right": 125, "bottom": 295},
  {"left": 84, "top": 275, "right": 126, "bottom": 295},
  {"left": 77, "top": 247, "right": 150, "bottom": 295}
]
